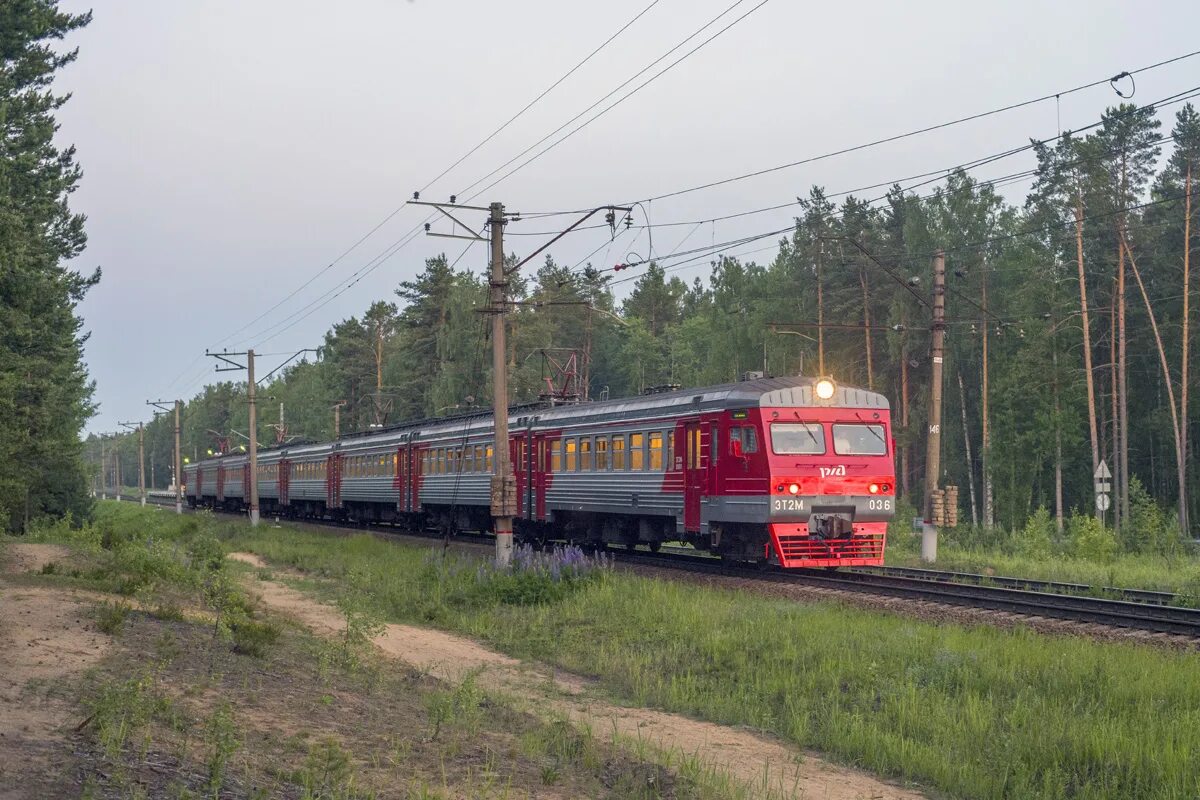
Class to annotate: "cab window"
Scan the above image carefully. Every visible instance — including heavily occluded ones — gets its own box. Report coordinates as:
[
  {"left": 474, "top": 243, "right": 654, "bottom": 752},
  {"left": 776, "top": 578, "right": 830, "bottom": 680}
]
[
  {"left": 831, "top": 423, "right": 887, "bottom": 455},
  {"left": 770, "top": 423, "right": 826, "bottom": 455}
]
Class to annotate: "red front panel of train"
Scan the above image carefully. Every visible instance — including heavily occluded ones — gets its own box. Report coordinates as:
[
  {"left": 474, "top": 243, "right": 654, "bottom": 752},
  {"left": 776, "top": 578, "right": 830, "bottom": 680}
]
[{"left": 759, "top": 406, "right": 895, "bottom": 568}]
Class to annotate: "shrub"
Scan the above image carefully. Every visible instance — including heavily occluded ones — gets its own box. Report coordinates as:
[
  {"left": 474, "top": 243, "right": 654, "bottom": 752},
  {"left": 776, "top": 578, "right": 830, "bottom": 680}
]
[
  {"left": 1014, "top": 507, "right": 1055, "bottom": 559},
  {"left": 467, "top": 544, "right": 611, "bottom": 606},
  {"left": 1067, "top": 512, "right": 1118, "bottom": 563},
  {"left": 95, "top": 601, "right": 131, "bottom": 635},
  {"left": 231, "top": 619, "right": 281, "bottom": 658}
]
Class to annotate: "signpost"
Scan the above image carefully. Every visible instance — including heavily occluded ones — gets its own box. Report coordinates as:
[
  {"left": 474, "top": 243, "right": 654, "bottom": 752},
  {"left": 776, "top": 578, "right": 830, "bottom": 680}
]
[{"left": 1094, "top": 460, "right": 1112, "bottom": 520}]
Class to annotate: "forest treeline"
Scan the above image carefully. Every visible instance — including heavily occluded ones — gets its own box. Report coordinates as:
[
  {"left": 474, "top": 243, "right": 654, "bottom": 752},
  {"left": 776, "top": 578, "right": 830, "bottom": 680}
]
[
  {"left": 99, "top": 100, "right": 1199, "bottom": 542},
  {"left": 1, "top": 4, "right": 96, "bottom": 533}
]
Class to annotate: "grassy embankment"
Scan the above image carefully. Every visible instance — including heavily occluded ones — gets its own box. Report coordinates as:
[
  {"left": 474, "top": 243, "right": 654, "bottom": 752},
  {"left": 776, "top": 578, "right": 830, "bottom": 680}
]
[
  {"left": 10, "top": 504, "right": 749, "bottom": 800},
  {"left": 884, "top": 501, "right": 1200, "bottom": 598},
  {"left": 204, "top": 509, "right": 1200, "bottom": 800}
]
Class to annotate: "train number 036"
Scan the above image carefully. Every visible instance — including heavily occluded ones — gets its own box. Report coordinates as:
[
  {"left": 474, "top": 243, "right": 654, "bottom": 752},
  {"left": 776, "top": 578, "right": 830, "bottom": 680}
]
[{"left": 867, "top": 498, "right": 892, "bottom": 511}]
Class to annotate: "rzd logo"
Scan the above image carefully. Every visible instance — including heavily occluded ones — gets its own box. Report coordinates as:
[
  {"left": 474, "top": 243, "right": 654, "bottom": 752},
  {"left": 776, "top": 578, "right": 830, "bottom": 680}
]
[{"left": 819, "top": 465, "right": 847, "bottom": 478}]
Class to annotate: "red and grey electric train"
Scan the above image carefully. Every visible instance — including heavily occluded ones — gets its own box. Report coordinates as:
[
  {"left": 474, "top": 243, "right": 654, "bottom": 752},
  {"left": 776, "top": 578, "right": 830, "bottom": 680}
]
[{"left": 184, "top": 375, "right": 896, "bottom": 568}]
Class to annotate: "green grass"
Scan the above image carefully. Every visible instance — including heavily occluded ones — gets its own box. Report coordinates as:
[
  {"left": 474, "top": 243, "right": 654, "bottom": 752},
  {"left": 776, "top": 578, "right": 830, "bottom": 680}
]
[
  {"left": 220, "top": 524, "right": 1200, "bottom": 800},
  {"left": 887, "top": 537, "right": 1200, "bottom": 599},
  {"left": 47, "top": 503, "right": 1200, "bottom": 799}
]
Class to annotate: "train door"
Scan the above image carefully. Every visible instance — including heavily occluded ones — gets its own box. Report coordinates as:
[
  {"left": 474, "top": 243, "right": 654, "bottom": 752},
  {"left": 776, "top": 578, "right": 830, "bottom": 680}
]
[
  {"left": 533, "top": 433, "right": 551, "bottom": 522},
  {"left": 216, "top": 465, "right": 226, "bottom": 502},
  {"left": 683, "top": 422, "right": 705, "bottom": 532},
  {"left": 512, "top": 434, "right": 527, "bottom": 518},
  {"left": 409, "top": 445, "right": 421, "bottom": 513},
  {"left": 394, "top": 445, "right": 405, "bottom": 512},
  {"left": 279, "top": 458, "right": 290, "bottom": 506},
  {"left": 327, "top": 452, "right": 343, "bottom": 509}
]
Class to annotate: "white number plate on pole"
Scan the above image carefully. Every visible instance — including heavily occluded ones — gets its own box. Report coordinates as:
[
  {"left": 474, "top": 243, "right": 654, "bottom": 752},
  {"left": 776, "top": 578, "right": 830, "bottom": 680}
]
[{"left": 1095, "top": 493, "right": 1111, "bottom": 512}]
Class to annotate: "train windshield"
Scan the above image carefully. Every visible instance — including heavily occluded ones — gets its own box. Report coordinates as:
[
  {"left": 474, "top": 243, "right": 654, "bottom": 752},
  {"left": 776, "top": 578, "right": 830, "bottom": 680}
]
[
  {"left": 831, "top": 423, "right": 887, "bottom": 455},
  {"left": 770, "top": 423, "right": 826, "bottom": 454}
]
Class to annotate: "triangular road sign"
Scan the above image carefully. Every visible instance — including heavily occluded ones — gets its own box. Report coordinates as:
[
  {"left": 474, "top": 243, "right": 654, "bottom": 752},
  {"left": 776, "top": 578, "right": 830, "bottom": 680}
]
[{"left": 1094, "top": 460, "right": 1112, "bottom": 480}]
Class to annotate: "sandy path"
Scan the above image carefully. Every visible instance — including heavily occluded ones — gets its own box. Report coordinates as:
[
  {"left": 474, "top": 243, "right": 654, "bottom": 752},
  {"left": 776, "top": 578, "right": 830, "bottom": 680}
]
[
  {"left": 0, "top": 544, "right": 111, "bottom": 799},
  {"left": 229, "top": 551, "right": 925, "bottom": 799}
]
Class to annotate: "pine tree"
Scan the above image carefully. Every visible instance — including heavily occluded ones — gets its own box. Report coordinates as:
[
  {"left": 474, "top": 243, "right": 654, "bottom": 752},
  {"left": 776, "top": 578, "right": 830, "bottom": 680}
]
[{"left": 0, "top": 2, "right": 96, "bottom": 531}]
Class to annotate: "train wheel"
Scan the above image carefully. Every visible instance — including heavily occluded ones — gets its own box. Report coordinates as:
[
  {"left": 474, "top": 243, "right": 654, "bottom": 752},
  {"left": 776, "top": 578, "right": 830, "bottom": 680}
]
[{"left": 648, "top": 541, "right": 662, "bottom": 553}]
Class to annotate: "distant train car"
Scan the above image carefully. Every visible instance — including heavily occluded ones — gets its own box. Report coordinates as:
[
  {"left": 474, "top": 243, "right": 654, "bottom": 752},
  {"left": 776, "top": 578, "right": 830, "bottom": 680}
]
[{"left": 184, "top": 375, "right": 895, "bottom": 568}]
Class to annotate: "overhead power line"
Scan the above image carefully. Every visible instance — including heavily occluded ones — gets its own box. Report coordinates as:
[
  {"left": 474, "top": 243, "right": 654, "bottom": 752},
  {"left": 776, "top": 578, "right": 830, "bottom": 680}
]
[
  {"left": 458, "top": 0, "right": 774, "bottom": 202},
  {"left": 419, "top": 0, "right": 663, "bottom": 194},
  {"left": 202, "top": 3, "right": 661, "bottom": 356},
  {"left": 638, "top": 49, "right": 1200, "bottom": 204}
]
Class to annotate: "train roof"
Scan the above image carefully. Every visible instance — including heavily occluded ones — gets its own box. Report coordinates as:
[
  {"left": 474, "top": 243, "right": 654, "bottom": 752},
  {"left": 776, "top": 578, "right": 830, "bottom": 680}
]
[
  {"left": 188, "top": 376, "right": 888, "bottom": 462},
  {"left": 530, "top": 375, "right": 887, "bottom": 426}
]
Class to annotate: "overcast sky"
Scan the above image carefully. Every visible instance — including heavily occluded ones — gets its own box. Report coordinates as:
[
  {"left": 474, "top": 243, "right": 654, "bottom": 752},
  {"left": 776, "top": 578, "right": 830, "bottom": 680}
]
[{"left": 56, "top": 0, "right": 1199, "bottom": 435}]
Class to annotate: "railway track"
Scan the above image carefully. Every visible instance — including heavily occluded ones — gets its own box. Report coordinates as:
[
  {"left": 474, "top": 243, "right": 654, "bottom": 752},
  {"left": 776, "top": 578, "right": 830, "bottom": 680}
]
[{"left": 127, "top": 493, "right": 1200, "bottom": 638}]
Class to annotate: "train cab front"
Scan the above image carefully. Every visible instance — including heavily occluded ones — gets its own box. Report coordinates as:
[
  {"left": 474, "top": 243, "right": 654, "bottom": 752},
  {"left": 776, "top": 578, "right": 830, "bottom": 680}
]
[{"left": 763, "top": 379, "right": 896, "bottom": 568}]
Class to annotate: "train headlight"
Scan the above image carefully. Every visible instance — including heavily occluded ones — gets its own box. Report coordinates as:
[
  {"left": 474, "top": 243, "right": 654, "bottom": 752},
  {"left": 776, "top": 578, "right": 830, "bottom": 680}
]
[
  {"left": 788, "top": 483, "right": 800, "bottom": 495},
  {"left": 814, "top": 378, "right": 836, "bottom": 400},
  {"left": 869, "top": 483, "right": 880, "bottom": 494}
]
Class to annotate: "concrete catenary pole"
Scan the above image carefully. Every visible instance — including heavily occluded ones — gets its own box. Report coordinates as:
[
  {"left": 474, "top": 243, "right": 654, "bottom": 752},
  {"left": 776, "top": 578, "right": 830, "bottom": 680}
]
[
  {"left": 333, "top": 400, "right": 346, "bottom": 439},
  {"left": 489, "top": 202, "right": 515, "bottom": 568},
  {"left": 174, "top": 400, "right": 183, "bottom": 514},
  {"left": 114, "top": 443, "right": 122, "bottom": 502},
  {"left": 138, "top": 423, "right": 145, "bottom": 506},
  {"left": 99, "top": 436, "right": 107, "bottom": 500},
  {"left": 247, "top": 349, "right": 259, "bottom": 527},
  {"left": 922, "top": 249, "right": 947, "bottom": 562}
]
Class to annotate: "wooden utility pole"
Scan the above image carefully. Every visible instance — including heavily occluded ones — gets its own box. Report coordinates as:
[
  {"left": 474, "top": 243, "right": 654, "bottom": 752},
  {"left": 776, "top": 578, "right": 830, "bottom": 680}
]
[
  {"left": 1074, "top": 190, "right": 1102, "bottom": 519},
  {"left": 114, "top": 444, "right": 122, "bottom": 502},
  {"left": 922, "top": 250, "right": 947, "bottom": 562},
  {"left": 120, "top": 421, "right": 146, "bottom": 506}
]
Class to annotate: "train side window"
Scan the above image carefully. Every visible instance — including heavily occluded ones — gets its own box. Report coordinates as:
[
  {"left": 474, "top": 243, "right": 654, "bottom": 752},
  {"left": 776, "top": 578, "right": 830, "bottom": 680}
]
[
  {"left": 473, "top": 445, "right": 483, "bottom": 473},
  {"left": 668, "top": 431, "right": 676, "bottom": 470},
  {"left": 537, "top": 441, "right": 545, "bottom": 472},
  {"left": 649, "top": 432, "right": 664, "bottom": 471},
  {"left": 711, "top": 424, "right": 719, "bottom": 465},
  {"left": 595, "top": 436, "right": 609, "bottom": 471},
  {"left": 733, "top": 426, "right": 759, "bottom": 454},
  {"left": 612, "top": 435, "right": 625, "bottom": 470},
  {"left": 485, "top": 445, "right": 494, "bottom": 471},
  {"left": 580, "top": 438, "right": 592, "bottom": 471},
  {"left": 565, "top": 438, "right": 577, "bottom": 472},
  {"left": 630, "top": 433, "right": 645, "bottom": 470},
  {"left": 551, "top": 440, "right": 562, "bottom": 472}
]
